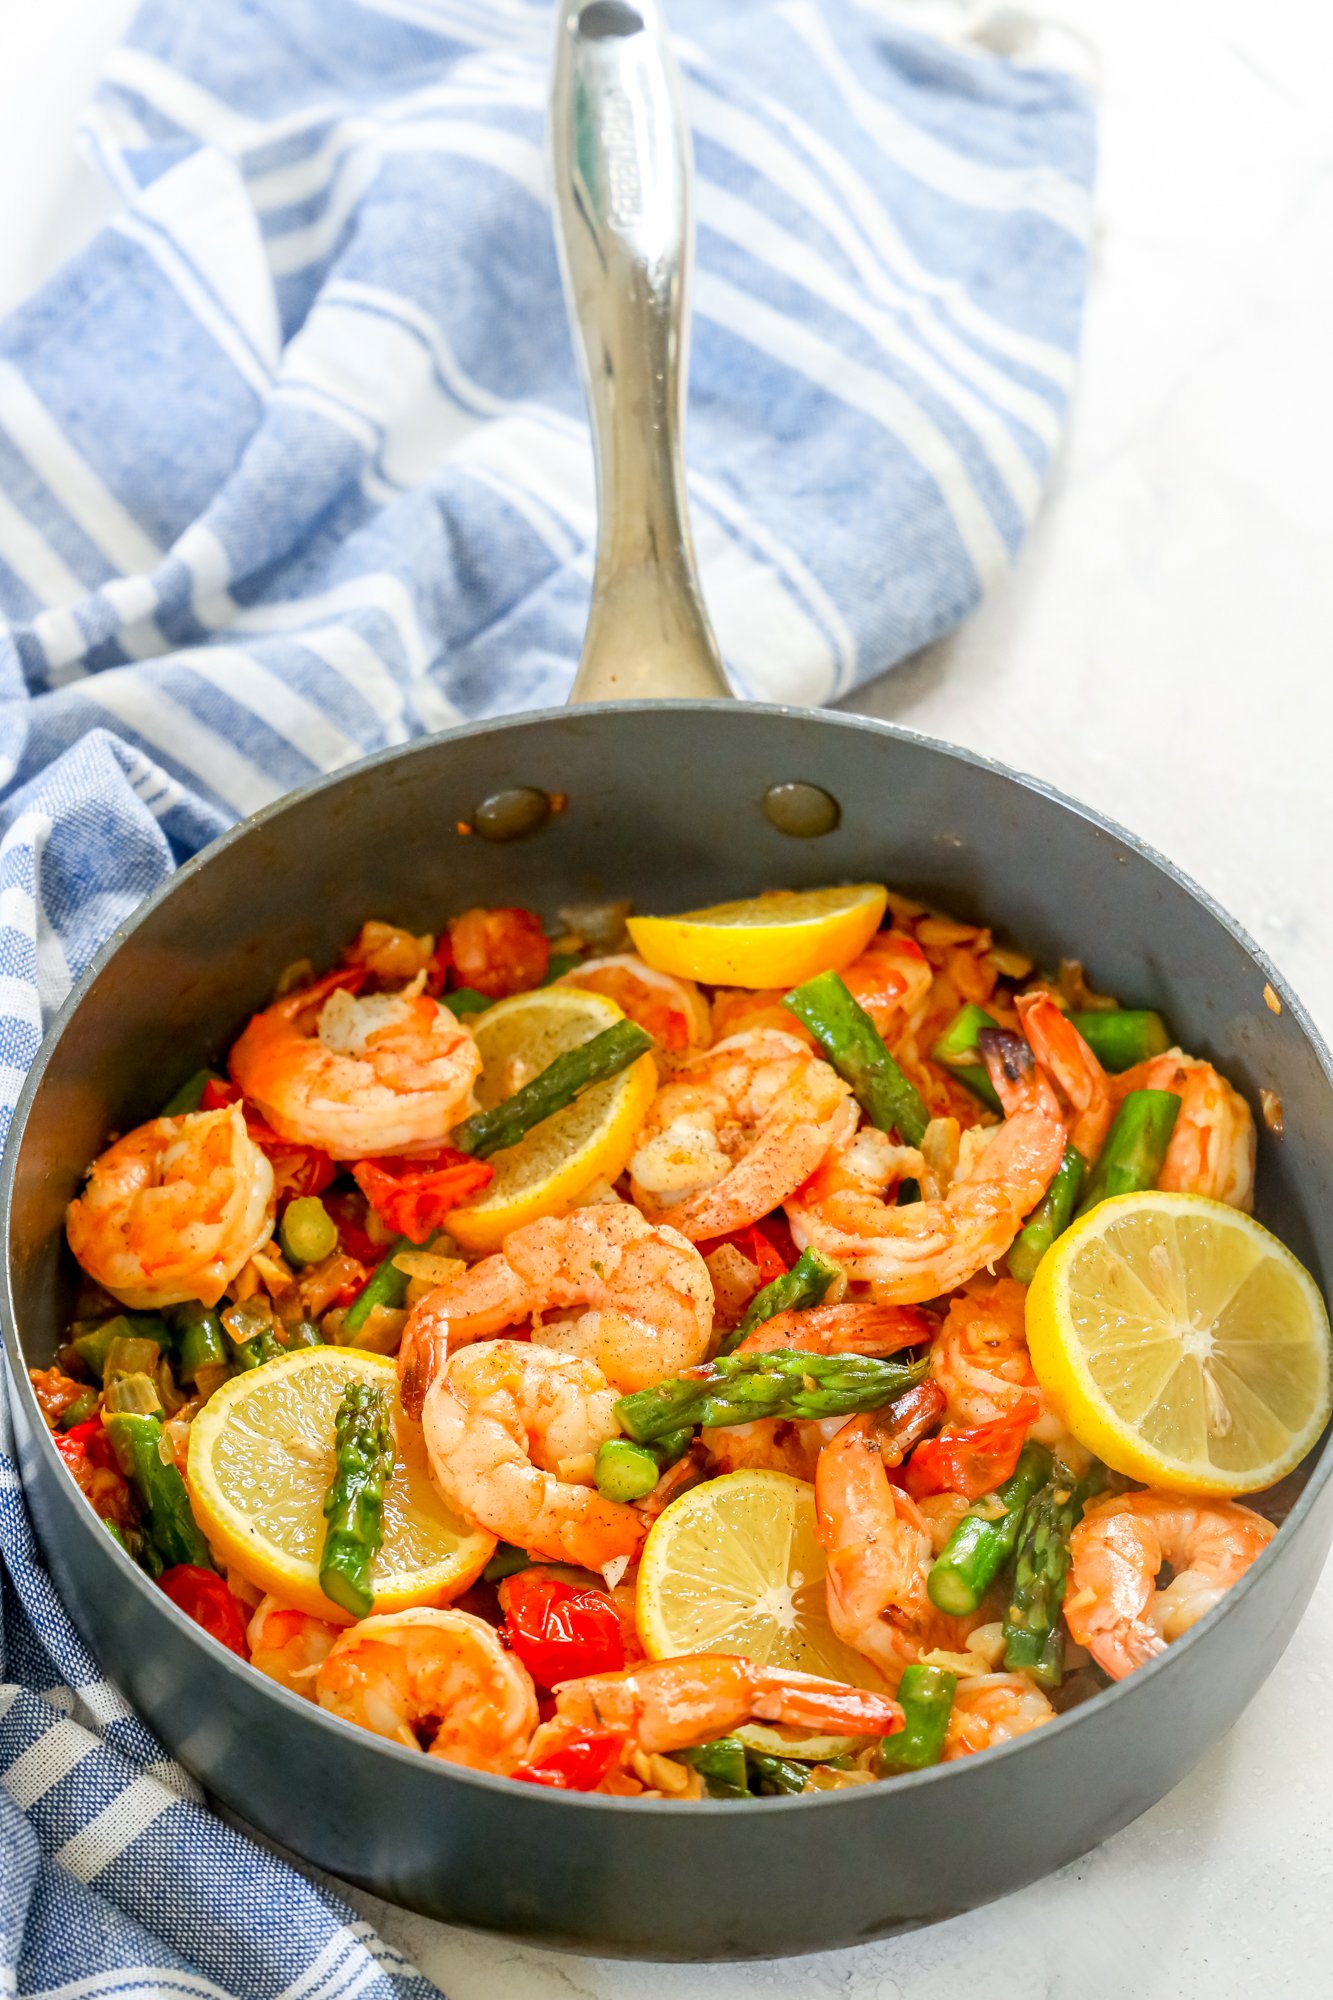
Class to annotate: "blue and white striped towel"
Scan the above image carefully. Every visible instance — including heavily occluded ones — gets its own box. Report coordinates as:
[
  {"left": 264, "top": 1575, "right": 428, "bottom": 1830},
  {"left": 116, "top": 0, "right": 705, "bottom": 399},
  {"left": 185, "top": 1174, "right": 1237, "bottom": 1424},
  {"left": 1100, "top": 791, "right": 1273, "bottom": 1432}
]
[{"left": 0, "top": 0, "right": 1095, "bottom": 1990}]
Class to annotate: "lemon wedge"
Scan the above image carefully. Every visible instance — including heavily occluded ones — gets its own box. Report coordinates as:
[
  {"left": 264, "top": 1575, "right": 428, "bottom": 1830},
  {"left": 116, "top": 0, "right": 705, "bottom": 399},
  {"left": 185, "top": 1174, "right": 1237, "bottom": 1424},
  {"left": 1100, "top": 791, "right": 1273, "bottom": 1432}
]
[
  {"left": 635, "top": 1468, "right": 885, "bottom": 1692},
  {"left": 627, "top": 884, "right": 887, "bottom": 989},
  {"left": 1026, "top": 1190, "right": 1332, "bottom": 1495},
  {"left": 446, "top": 985, "right": 657, "bottom": 1254},
  {"left": 187, "top": 1347, "right": 493, "bottom": 1618}
]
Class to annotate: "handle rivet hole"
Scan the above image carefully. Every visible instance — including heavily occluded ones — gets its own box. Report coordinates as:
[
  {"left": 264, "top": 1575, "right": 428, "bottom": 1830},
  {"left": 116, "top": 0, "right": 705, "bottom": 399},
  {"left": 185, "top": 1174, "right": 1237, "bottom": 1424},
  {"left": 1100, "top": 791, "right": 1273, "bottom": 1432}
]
[
  {"left": 473, "top": 787, "right": 555, "bottom": 842},
  {"left": 762, "top": 782, "right": 841, "bottom": 838}
]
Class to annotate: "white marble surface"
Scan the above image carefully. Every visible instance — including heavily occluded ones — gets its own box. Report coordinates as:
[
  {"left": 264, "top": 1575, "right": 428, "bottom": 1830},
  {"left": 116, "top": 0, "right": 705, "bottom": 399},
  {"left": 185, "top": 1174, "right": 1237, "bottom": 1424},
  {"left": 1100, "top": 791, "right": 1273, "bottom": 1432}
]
[{"left": 3, "top": 0, "right": 1333, "bottom": 1992}]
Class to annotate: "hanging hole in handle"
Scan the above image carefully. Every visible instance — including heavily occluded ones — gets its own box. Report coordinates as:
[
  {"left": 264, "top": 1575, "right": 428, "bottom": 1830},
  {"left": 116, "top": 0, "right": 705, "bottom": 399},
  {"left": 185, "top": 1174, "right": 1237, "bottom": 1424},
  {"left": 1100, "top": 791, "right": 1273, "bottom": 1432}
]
[{"left": 578, "top": 1, "right": 644, "bottom": 38}]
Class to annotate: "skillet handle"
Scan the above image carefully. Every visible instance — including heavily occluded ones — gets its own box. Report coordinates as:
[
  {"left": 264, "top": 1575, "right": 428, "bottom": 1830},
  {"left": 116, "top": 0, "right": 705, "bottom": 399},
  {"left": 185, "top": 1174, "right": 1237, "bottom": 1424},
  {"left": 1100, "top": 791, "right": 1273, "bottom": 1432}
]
[{"left": 549, "top": 0, "right": 732, "bottom": 703}]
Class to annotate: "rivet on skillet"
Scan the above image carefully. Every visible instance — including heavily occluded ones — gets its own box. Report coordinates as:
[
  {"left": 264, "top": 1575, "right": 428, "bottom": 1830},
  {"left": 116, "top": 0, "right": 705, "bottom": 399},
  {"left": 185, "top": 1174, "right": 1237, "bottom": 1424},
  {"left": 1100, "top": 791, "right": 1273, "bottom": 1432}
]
[
  {"left": 761, "top": 781, "right": 840, "bottom": 837},
  {"left": 472, "top": 787, "right": 553, "bottom": 842}
]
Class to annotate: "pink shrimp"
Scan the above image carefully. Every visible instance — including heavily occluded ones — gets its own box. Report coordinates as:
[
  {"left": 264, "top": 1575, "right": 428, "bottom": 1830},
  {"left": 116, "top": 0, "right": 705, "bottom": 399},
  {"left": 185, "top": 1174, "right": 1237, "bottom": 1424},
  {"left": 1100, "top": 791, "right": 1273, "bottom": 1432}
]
[
  {"left": 788, "top": 1032, "right": 1065, "bottom": 1303},
  {"left": 703, "top": 1306, "right": 939, "bottom": 1479},
  {"left": 1064, "top": 1491, "right": 1275, "bottom": 1680},
  {"left": 1015, "top": 990, "right": 1111, "bottom": 1160},
  {"left": 1112, "top": 1051, "right": 1255, "bottom": 1209},
  {"left": 229, "top": 967, "right": 481, "bottom": 1157},
  {"left": 528, "top": 1652, "right": 903, "bottom": 1788},
  {"left": 943, "top": 1673, "right": 1055, "bottom": 1758},
  {"left": 397, "top": 1204, "right": 714, "bottom": 1402},
  {"left": 928, "top": 1278, "right": 1064, "bottom": 1449},
  {"left": 66, "top": 1104, "right": 275, "bottom": 1309},
  {"left": 815, "top": 1413, "right": 983, "bottom": 1687},
  {"left": 842, "top": 931, "right": 934, "bottom": 1038},
  {"left": 628, "top": 1029, "right": 856, "bottom": 1240},
  {"left": 415, "top": 1339, "right": 645, "bottom": 1572}
]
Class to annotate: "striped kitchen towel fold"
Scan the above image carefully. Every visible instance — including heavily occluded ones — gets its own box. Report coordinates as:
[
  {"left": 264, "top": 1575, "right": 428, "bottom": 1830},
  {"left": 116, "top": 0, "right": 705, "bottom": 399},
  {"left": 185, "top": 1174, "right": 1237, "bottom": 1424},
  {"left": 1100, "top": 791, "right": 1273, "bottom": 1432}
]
[{"left": 0, "top": 0, "right": 1095, "bottom": 1991}]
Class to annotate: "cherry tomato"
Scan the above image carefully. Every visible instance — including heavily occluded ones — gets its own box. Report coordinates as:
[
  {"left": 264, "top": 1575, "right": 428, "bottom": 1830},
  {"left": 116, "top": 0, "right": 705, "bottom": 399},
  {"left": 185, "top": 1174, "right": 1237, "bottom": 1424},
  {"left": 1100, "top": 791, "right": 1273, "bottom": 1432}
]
[
  {"left": 905, "top": 1395, "right": 1040, "bottom": 1502},
  {"left": 448, "top": 907, "right": 549, "bottom": 999},
  {"left": 513, "top": 1726, "right": 624, "bottom": 1791},
  {"left": 157, "top": 1565, "right": 250, "bottom": 1657},
  {"left": 57, "top": 1416, "right": 117, "bottom": 1471},
  {"left": 500, "top": 1572, "right": 624, "bottom": 1689},
  {"left": 352, "top": 1149, "right": 494, "bottom": 1245}
]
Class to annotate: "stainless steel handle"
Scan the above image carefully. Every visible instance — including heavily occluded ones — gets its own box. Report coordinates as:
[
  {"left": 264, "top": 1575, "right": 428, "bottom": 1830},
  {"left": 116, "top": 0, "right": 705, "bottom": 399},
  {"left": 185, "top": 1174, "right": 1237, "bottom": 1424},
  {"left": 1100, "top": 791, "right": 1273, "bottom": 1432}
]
[{"left": 549, "top": 0, "right": 732, "bottom": 703}]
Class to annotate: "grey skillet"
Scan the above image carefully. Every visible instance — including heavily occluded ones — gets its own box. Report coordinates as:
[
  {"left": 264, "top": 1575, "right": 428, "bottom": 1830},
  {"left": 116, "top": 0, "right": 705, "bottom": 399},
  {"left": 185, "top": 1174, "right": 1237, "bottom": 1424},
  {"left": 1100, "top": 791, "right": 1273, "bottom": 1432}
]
[{"left": 3, "top": 0, "right": 1331, "bottom": 1959}]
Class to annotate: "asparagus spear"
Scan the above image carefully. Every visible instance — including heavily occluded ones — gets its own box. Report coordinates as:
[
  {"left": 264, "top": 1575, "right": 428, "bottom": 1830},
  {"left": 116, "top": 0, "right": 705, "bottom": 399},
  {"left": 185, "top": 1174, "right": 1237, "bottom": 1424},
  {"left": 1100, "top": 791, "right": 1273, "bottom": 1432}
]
[
  {"left": 71, "top": 1313, "right": 165, "bottom": 1381},
  {"left": 594, "top": 1430, "right": 693, "bottom": 1503},
  {"left": 1074, "top": 1089, "right": 1180, "bottom": 1218},
  {"left": 783, "top": 971, "right": 929, "bottom": 1146},
  {"left": 746, "top": 1750, "right": 809, "bottom": 1795},
  {"left": 1002, "top": 1460, "right": 1106, "bottom": 1685},
  {"left": 1007, "top": 1144, "right": 1086, "bottom": 1285},
  {"left": 341, "top": 1236, "right": 414, "bottom": 1337},
  {"left": 678, "top": 1736, "right": 749, "bottom": 1798},
  {"left": 159, "top": 1068, "right": 223, "bottom": 1117},
  {"left": 443, "top": 988, "right": 492, "bottom": 1017},
  {"left": 717, "top": 1247, "right": 842, "bottom": 1357},
  {"left": 926, "top": 1441, "right": 1053, "bottom": 1617},
  {"left": 615, "top": 1350, "right": 929, "bottom": 1446},
  {"left": 1067, "top": 1009, "right": 1170, "bottom": 1073},
  {"left": 319, "top": 1380, "right": 395, "bottom": 1619},
  {"left": 483, "top": 1542, "right": 534, "bottom": 1584},
  {"left": 171, "top": 1302, "right": 228, "bottom": 1385},
  {"left": 930, "top": 1004, "right": 1002, "bottom": 1114},
  {"left": 57, "top": 1387, "right": 100, "bottom": 1429},
  {"left": 104, "top": 1411, "right": 214, "bottom": 1569},
  {"left": 877, "top": 1663, "right": 957, "bottom": 1772},
  {"left": 451, "top": 1020, "right": 654, "bottom": 1160}
]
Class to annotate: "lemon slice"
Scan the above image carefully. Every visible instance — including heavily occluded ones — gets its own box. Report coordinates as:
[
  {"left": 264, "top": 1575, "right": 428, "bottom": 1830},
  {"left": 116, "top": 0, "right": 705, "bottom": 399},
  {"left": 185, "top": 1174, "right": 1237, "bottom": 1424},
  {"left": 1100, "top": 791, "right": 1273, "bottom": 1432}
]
[
  {"left": 187, "top": 1347, "right": 493, "bottom": 1619},
  {"left": 1027, "top": 1191, "right": 1332, "bottom": 1495},
  {"left": 635, "top": 1469, "right": 886, "bottom": 1693},
  {"left": 446, "top": 986, "right": 657, "bottom": 1253},
  {"left": 627, "top": 884, "right": 887, "bottom": 989}
]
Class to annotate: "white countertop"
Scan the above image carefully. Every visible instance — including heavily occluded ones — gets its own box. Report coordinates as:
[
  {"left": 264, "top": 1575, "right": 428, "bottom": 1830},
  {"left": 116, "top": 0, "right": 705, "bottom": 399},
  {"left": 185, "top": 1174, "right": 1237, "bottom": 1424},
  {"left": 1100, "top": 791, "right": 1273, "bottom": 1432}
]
[{"left": 3, "top": 0, "right": 1332, "bottom": 1992}]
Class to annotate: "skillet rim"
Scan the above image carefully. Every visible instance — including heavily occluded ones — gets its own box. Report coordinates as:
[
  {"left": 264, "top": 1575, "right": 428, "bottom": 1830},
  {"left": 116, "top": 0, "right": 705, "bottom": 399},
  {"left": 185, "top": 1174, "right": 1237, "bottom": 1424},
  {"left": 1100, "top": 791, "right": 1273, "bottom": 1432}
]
[{"left": 3, "top": 698, "right": 1331, "bottom": 1819}]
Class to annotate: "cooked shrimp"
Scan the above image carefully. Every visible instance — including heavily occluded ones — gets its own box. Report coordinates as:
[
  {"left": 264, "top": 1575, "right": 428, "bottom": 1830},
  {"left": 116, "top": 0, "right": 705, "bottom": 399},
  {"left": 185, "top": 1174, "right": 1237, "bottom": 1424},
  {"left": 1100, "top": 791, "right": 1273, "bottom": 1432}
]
[
  {"left": 1064, "top": 1491, "right": 1275, "bottom": 1681},
  {"left": 247, "top": 1596, "right": 341, "bottom": 1697},
  {"left": 629, "top": 1029, "right": 856, "bottom": 1240},
  {"left": 702, "top": 1416, "right": 837, "bottom": 1482},
  {"left": 710, "top": 987, "right": 816, "bottom": 1046},
  {"left": 417, "top": 1339, "right": 645, "bottom": 1570},
  {"left": 841, "top": 931, "right": 933, "bottom": 1038},
  {"left": 540, "top": 1652, "right": 902, "bottom": 1763},
  {"left": 1015, "top": 990, "right": 1111, "bottom": 1160},
  {"left": 316, "top": 1607, "right": 539, "bottom": 1771},
  {"left": 706, "top": 1374, "right": 943, "bottom": 1482},
  {"left": 943, "top": 1672, "right": 1054, "bottom": 1758},
  {"left": 929, "top": 1278, "right": 1065, "bottom": 1449},
  {"left": 788, "top": 1033, "right": 1065, "bottom": 1303},
  {"left": 342, "top": 919, "right": 435, "bottom": 986},
  {"left": 697, "top": 1294, "right": 933, "bottom": 1479},
  {"left": 66, "top": 1103, "right": 275, "bottom": 1309},
  {"left": 1113, "top": 1051, "right": 1256, "bottom": 1210},
  {"left": 228, "top": 967, "right": 481, "bottom": 1158},
  {"left": 733, "top": 1300, "right": 934, "bottom": 1357},
  {"left": 398, "top": 1206, "right": 713, "bottom": 1398},
  {"left": 557, "top": 954, "right": 710, "bottom": 1054},
  {"left": 816, "top": 1413, "right": 982, "bottom": 1687}
]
